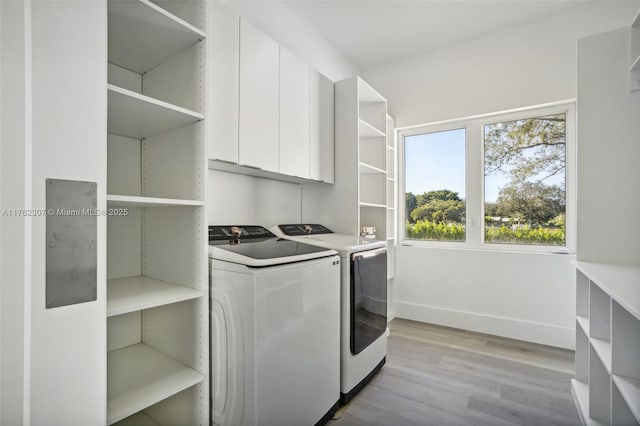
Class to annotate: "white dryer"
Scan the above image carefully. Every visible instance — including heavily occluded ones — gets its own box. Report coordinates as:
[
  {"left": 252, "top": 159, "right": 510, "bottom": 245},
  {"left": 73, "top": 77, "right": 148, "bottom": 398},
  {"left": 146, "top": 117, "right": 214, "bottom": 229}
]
[
  {"left": 208, "top": 225, "right": 341, "bottom": 426},
  {"left": 271, "top": 224, "right": 387, "bottom": 403}
]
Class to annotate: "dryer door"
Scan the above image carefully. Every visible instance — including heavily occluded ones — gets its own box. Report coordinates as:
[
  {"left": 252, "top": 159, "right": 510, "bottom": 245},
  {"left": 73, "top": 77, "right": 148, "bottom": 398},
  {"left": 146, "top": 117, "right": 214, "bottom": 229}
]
[{"left": 350, "top": 247, "right": 387, "bottom": 355}]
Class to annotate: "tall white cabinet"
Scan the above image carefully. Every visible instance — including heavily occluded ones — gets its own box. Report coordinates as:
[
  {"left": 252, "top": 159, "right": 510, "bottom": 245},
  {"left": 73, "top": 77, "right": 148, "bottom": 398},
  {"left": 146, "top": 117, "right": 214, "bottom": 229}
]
[
  {"left": 573, "top": 22, "right": 640, "bottom": 426},
  {"left": 106, "top": 1, "right": 208, "bottom": 424}
]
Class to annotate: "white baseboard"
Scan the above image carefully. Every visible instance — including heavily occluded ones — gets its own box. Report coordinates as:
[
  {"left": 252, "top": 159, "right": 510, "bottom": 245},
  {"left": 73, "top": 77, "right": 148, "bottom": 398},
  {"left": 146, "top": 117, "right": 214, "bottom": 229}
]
[{"left": 395, "top": 301, "right": 575, "bottom": 350}]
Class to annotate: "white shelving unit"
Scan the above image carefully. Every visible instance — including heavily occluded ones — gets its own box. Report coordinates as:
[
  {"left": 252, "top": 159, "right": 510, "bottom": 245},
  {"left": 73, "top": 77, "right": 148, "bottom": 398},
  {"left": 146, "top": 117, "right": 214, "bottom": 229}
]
[
  {"left": 106, "top": 0, "right": 208, "bottom": 424},
  {"left": 630, "top": 10, "right": 640, "bottom": 91},
  {"left": 302, "top": 76, "right": 388, "bottom": 240},
  {"left": 572, "top": 262, "right": 640, "bottom": 426},
  {"left": 357, "top": 79, "right": 388, "bottom": 240}
]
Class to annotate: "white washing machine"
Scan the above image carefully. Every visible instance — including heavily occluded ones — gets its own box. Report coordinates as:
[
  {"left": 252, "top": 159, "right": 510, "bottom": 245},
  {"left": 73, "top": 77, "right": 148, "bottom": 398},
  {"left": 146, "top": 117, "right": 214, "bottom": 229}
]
[
  {"left": 271, "top": 224, "right": 387, "bottom": 403},
  {"left": 208, "top": 225, "right": 341, "bottom": 426}
]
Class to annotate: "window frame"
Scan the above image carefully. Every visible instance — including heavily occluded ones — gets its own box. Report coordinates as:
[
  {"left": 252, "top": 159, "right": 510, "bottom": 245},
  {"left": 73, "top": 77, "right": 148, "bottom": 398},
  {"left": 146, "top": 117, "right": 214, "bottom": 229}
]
[{"left": 398, "top": 101, "right": 576, "bottom": 253}]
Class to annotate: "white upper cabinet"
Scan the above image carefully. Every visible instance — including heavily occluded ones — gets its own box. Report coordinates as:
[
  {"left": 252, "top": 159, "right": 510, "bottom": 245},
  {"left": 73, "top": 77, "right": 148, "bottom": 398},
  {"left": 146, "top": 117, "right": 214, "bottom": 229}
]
[
  {"left": 238, "top": 18, "right": 279, "bottom": 173},
  {"left": 279, "top": 47, "right": 310, "bottom": 178},
  {"left": 310, "top": 69, "right": 334, "bottom": 183},
  {"left": 207, "top": 1, "right": 239, "bottom": 163}
]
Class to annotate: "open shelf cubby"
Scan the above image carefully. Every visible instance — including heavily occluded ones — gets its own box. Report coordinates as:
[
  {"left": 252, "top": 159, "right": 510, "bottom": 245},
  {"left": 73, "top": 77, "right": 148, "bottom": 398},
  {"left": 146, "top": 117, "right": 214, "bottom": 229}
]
[
  {"left": 359, "top": 136, "right": 386, "bottom": 170},
  {"left": 575, "top": 322, "right": 589, "bottom": 384},
  {"left": 360, "top": 204, "right": 387, "bottom": 240},
  {"left": 360, "top": 172, "right": 387, "bottom": 207}
]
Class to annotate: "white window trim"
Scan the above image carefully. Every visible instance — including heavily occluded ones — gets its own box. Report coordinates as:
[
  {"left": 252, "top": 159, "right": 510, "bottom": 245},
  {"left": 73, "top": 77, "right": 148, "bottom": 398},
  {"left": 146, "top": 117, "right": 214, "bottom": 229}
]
[{"left": 397, "top": 101, "right": 576, "bottom": 254}]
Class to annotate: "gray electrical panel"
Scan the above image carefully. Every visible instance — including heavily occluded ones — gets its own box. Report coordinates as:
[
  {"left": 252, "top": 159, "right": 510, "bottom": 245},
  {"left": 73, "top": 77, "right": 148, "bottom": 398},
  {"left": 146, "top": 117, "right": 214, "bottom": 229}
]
[{"left": 46, "top": 179, "right": 97, "bottom": 308}]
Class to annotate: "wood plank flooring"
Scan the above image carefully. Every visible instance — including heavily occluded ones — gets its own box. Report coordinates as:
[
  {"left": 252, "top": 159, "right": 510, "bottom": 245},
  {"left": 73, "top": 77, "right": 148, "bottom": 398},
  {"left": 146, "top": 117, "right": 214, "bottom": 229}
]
[{"left": 331, "top": 319, "right": 579, "bottom": 426}]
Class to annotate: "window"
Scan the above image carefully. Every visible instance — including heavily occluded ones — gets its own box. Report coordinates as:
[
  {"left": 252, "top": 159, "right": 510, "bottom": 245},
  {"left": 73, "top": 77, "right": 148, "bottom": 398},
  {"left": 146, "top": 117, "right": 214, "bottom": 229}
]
[
  {"left": 484, "top": 114, "right": 566, "bottom": 246},
  {"left": 404, "top": 129, "right": 466, "bottom": 242},
  {"left": 399, "top": 103, "right": 575, "bottom": 252}
]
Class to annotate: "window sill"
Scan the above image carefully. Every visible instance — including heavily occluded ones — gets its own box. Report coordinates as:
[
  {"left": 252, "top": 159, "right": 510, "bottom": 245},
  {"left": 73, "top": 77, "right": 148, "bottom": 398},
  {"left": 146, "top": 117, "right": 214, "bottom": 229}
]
[{"left": 400, "top": 240, "right": 575, "bottom": 256}]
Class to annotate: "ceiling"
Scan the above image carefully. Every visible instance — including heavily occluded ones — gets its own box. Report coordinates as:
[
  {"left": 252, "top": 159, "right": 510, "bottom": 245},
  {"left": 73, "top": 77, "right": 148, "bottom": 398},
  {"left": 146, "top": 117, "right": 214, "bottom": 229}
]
[{"left": 283, "top": 1, "right": 588, "bottom": 70}]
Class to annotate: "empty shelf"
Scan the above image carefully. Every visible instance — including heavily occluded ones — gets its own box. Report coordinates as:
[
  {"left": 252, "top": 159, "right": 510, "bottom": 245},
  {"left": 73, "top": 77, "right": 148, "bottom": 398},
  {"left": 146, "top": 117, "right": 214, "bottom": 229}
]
[
  {"left": 107, "top": 276, "right": 203, "bottom": 317},
  {"left": 114, "top": 411, "right": 160, "bottom": 426},
  {"left": 360, "top": 202, "right": 386, "bottom": 208},
  {"left": 108, "top": 0, "right": 205, "bottom": 73},
  {"left": 612, "top": 374, "right": 640, "bottom": 422},
  {"left": 359, "top": 162, "right": 386, "bottom": 175},
  {"left": 107, "top": 194, "right": 204, "bottom": 207},
  {"left": 359, "top": 119, "right": 385, "bottom": 138},
  {"left": 576, "top": 315, "right": 590, "bottom": 334},
  {"left": 591, "top": 337, "right": 612, "bottom": 373},
  {"left": 107, "top": 343, "right": 204, "bottom": 424},
  {"left": 108, "top": 85, "right": 203, "bottom": 139}
]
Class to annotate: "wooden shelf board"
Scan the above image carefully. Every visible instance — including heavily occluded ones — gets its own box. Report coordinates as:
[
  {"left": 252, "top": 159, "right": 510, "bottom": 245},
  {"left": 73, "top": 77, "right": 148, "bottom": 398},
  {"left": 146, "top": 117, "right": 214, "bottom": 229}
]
[
  {"left": 613, "top": 374, "right": 640, "bottom": 423},
  {"left": 108, "top": 0, "right": 205, "bottom": 73},
  {"left": 576, "top": 315, "right": 590, "bottom": 335},
  {"left": 590, "top": 337, "right": 612, "bottom": 373},
  {"left": 107, "top": 343, "right": 204, "bottom": 424},
  {"left": 107, "top": 194, "right": 204, "bottom": 208},
  {"left": 107, "top": 276, "right": 204, "bottom": 317},
  {"left": 107, "top": 84, "right": 203, "bottom": 139},
  {"left": 359, "top": 202, "right": 387, "bottom": 208},
  {"left": 359, "top": 119, "right": 386, "bottom": 138},
  {"left": 576, "top": 262, "right": 640, "bottom": 320},
  {"left": 359, "top": 162, "right": 387, "bottom": 175}
]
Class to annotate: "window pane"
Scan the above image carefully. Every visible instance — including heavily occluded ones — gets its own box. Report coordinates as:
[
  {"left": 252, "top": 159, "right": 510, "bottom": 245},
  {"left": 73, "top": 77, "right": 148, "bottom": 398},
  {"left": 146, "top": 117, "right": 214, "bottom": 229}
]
[
  {"left": 484, "top": 114, "right": 566, "bottom": 246},
  {"left": 404, "top": 128, "right": 466, "bottom": 242}
]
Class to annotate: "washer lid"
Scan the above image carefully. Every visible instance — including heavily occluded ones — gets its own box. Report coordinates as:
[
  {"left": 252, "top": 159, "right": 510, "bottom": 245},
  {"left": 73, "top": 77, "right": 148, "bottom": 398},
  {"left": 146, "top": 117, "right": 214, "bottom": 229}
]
[{"left": 208, "top": 225, "right": 337, "bottom": 267}]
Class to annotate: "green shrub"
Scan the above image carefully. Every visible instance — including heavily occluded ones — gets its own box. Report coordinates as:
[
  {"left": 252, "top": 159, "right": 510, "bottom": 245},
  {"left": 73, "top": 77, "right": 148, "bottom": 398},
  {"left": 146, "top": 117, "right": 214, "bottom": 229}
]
[
  {"left": 405, "top": 220, "right": 465, "bottom": 241},
  {"left": 485, "top": 224, "right": 564, "bottom": 245},
  {"left": 405, "top": 221, "right": 565, "bottom": 245}
]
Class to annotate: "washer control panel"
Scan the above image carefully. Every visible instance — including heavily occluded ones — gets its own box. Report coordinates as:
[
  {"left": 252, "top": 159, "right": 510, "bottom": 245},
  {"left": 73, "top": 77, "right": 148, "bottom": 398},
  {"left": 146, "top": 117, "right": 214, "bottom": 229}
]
[
  {"left": 209, "top": 225, "right": 274, "bottom": 242},
  {"left": 278, "top": 224, "right": 333, "bottom": 236}
]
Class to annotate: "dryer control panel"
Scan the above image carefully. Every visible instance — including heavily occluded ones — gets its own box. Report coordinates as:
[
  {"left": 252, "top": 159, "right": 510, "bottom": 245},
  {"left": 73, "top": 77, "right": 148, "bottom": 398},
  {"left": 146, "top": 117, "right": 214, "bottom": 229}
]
[{"left": 278, "top": 224, "right": 333, "bottom": 236}]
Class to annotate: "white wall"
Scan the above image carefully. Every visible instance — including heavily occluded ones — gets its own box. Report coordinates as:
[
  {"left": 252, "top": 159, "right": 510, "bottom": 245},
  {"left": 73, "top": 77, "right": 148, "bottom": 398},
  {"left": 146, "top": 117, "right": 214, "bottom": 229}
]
[
  {"left": 207, "top": 171, "right": 301, "bottom": 225},
  {"left": 361, "top": 2, "right": 639, "bottom": 349},
  {"left": 363, "top": 1, "right": 639, "bottom": 127},
  {"left": 395, "top": 247, "right": 576, "bottom": 348}
]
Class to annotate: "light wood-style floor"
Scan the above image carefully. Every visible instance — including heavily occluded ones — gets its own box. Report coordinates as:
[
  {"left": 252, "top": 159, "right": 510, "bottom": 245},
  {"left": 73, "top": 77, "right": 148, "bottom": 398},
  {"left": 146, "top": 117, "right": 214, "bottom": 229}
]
[{"left": 331, "top": 318, "right": 579, "bottom": 426}]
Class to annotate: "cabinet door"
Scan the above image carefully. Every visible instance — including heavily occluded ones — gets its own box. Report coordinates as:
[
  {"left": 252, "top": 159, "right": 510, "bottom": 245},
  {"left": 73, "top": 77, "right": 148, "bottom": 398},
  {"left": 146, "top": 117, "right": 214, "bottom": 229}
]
[
  {"left": 208, "top": 2, "right": 239, "bottom": 163},
  {"left": 239, "top": 19, "right": 279, "bottom": 172},
  {"left": 309, "top": 69, "right": 334, "bottom": 183},
  {"left": 279, "top": 47, "right": 309, "bottom": 178}
]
